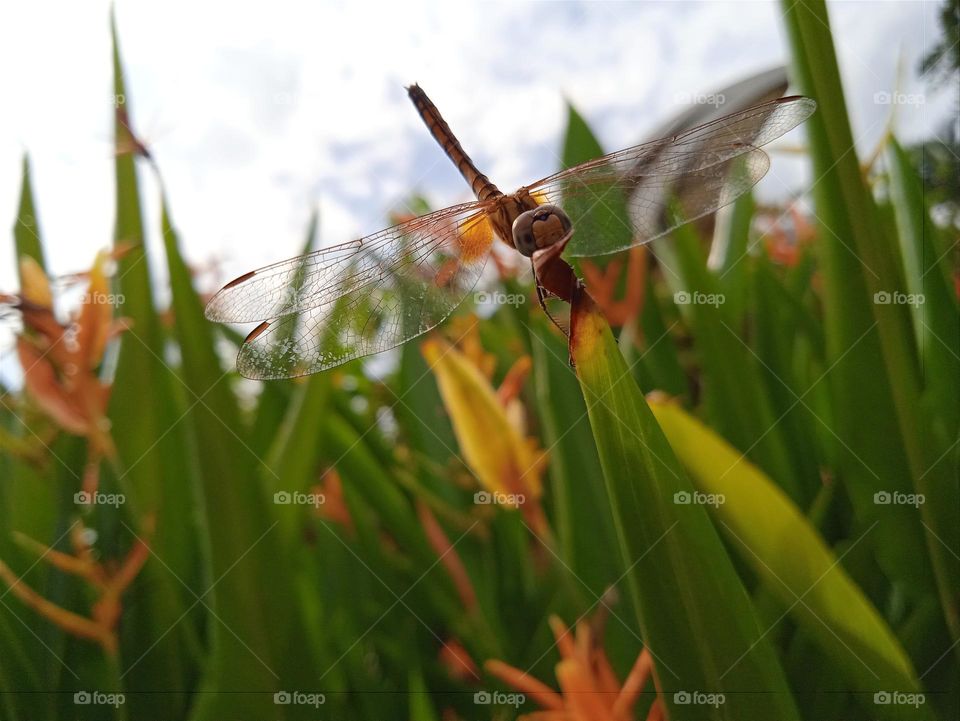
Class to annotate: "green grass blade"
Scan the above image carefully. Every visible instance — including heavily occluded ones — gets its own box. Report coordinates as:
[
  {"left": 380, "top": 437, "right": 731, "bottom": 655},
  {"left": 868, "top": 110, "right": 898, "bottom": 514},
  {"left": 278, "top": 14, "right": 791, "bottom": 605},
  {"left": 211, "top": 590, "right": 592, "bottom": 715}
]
[
  {"left": 13, "top": 155, "right": 46, "bottom": 271},
  {"left": 632, "top": 279, "right": 687, "bottom": 398},
  {"left": 529, "top": 319, "right": 620, "bottom": 596},
  {"left": 749, "top": 258, "right": 824, "bottom": 488},
  {"left": 886, "top": 136, "right": 960, "bottom": 650},
  {"left": 571, "top": 301, "right": 800, "bottom": 721},
  {"left": 162, "top": 201, "right": 327, "bottom": 719},
  {"left": 106, "top": 16, "right": 193, "bottom": 714},
  {"left": 654, "top": 222, "right": 806, "bottom": 501},
  {"left": 709, "top": 192, "right": 755, "bottom": 322},
  {"left": 782, "top": 0, "right": 955, "bottom": 642}
]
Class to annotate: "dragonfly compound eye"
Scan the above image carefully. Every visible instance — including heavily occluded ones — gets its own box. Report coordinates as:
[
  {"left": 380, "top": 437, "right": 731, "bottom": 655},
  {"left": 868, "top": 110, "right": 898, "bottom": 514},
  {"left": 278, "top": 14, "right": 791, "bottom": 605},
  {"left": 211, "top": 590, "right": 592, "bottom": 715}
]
[{"left": 511, "top": 204, "right": 573, "bottom": 257}]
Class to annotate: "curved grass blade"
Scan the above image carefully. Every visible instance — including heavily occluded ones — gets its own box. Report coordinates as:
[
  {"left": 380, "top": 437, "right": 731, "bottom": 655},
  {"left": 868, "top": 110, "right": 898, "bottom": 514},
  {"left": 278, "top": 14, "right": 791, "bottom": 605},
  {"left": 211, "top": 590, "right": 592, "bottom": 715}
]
[
  {"left": 650, "top": 397, "right": 933, "bottom": 720},
  {"left": 570, "top": 298, "right": 800, "bottom": 721},
  {"left": 782, "top": 0, "right": 957, "bottom": 649}
]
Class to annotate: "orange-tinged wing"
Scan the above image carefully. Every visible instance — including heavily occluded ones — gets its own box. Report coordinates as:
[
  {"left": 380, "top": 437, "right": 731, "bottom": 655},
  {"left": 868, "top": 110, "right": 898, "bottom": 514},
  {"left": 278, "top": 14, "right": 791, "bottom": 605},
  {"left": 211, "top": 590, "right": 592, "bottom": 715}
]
[
  {"left": 526, "top": 96, "right": 816, "bottom": 256},
  {"left": 205, "top": 202, "right": 494, "bottom": 379}
]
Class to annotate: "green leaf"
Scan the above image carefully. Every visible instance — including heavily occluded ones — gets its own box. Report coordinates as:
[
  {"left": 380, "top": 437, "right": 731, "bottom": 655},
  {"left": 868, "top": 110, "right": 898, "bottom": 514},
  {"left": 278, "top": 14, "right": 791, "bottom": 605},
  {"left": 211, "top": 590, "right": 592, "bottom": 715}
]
[
  {"left": 570, "top": 300, "right": 800, "bottom": 721},
  {"left": 12, "top": 155, "right": 46, "bottom": 271}
]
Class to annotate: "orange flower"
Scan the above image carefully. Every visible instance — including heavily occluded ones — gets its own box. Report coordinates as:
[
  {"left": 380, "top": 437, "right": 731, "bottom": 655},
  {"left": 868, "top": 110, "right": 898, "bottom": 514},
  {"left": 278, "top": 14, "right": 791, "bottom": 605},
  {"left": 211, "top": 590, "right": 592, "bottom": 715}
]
[
  {"left": 312, "top": 468, "right": 354, "bottom": 533},
  {"left": 0, "top": 519, "right": 152, "bottom": 655},
  {"left": 14, "top": 253, "right": 127, "bottom": 469},
  {"left": 438, "top": 637, "right": 480, "bottom": 683},
  {"left": 484, "top": 610, "right": 660, "bottom": 721},
  {"left": 579, "top": 245, "right": 647, "bottom": 328},
  {"left": 760, "top": 203, "right": 815, "bottom": 268}
]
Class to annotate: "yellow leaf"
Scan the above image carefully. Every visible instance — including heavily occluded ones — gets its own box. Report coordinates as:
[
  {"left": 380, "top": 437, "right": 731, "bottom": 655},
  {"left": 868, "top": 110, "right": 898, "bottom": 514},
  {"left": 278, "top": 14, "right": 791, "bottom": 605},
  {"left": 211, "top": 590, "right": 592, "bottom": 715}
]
[
  {"left": 648, "top": 396, "right": 922, "bottom": 696},
  {"left": 19, "top": 256, "right": 52, "bottom": 308},
  {"left": 422, "top": 336, "right": 544, "bottom": 499}
]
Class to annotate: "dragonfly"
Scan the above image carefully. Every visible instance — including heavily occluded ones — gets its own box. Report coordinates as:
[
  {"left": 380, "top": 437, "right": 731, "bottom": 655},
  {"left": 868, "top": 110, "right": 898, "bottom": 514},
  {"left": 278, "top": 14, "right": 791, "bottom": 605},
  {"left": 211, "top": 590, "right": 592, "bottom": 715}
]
[{"left": 205, "top": 85, "right": 815, "bottom": 379}]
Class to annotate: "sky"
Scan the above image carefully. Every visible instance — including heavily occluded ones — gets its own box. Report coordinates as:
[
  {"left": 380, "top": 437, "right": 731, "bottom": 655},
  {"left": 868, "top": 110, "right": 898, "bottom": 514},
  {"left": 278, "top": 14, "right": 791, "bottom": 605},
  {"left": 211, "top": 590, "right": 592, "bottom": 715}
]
[{"left": 0, "top": 0, "right": 951, "bottom": 384}]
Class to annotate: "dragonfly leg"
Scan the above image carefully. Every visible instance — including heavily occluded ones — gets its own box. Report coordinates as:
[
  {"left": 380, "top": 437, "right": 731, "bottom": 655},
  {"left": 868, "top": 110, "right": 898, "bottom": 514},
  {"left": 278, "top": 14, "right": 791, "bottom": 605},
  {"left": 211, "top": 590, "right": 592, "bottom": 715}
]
[{"left": 532, "top": 260, "right": 569, "bottom": 339}]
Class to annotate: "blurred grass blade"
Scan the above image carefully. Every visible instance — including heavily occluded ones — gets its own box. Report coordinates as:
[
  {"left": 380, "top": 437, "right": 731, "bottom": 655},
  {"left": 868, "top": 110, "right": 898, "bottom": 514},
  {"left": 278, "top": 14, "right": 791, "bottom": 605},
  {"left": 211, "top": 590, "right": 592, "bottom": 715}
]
[
  {"left": 886, "top": 136, "right": 960, "bottom": 445},
  {"left": 650, "top": 397, "right": 932, "bottom": 720},
  {"left": 0, "top": 157, "right": 72, "bottom": 721},
  {"left": 261, "top": 210, "right": 332, "bottom": 521},
  {"left": 708, "top": 192, "right": 754, "bottom": 323},
  {"left": 633, "top": 279, "right": 687, "bottom": 398},
  {"left": 106, "top": 15, "right": 193, "bottom": 715},
  {"left": 530, "top": 320, "right": 621, "bottom": 593},
  {"left": 750, "top": 259, "right": 824, "bottom": 488},
  {"left": 162, "top": 199, "right": 326, "bottom": 719},
  {"left": 13, "top": 155, "right": 46, "bottom": 272},
  {"left": 782, "top": 0, "right": 956, "bottom": 644},
  {"left": 654, "top": 222, "right": 805, "bottom": 501},
  {"left": 886, "top": 135, "right": 960, "bottom": 651},
  {"left": 570, "top": 299, "right": 800, "bottom": 721}
]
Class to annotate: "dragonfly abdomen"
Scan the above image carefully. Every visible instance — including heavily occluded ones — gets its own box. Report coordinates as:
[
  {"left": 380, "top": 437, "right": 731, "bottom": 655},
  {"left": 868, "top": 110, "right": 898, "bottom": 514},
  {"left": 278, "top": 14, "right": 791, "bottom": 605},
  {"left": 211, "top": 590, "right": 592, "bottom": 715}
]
[{"left": 407, "top": 84, "right": 501, "bottom": 203}]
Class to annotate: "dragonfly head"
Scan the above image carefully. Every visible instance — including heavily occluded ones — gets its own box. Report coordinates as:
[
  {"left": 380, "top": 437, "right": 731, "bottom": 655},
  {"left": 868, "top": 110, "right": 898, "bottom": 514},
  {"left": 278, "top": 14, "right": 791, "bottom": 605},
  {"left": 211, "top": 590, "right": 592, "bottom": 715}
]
[{"left": 511, "top": 204, "right": 572, "bottom": 257}]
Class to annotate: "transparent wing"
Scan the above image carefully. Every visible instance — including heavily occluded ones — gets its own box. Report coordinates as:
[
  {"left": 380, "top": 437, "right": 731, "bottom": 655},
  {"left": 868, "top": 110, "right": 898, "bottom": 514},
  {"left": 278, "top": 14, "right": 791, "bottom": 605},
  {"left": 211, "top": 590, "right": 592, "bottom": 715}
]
[
  {"left": 526, "top": 96, "right": 816, "bottom": 256},
  {"left": 205, "top": 202, "right": 495, "bottom": 379}
]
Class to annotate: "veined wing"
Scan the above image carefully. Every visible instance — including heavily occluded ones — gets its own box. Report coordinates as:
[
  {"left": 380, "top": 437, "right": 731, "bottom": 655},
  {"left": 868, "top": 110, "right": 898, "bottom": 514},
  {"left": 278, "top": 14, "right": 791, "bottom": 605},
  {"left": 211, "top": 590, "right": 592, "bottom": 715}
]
[
  {"left": 526, "top": 96, "right": 816, "bottom": 257},
  {"left": 205, "top": 202, "right": 495, "bottom": 379}
]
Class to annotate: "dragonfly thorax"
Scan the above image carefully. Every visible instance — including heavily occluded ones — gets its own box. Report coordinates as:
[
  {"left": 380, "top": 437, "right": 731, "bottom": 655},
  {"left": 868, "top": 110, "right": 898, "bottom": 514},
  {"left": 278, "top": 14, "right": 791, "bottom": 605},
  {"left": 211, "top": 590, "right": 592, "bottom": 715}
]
[{"left": 511, "top": 204, "right": 573, "bottom": 257}]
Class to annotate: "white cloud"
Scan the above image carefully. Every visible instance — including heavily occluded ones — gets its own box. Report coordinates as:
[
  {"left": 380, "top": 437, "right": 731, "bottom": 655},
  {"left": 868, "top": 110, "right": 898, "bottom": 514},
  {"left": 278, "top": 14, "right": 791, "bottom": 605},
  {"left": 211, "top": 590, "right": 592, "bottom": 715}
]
[{"left": 0, "top": 0, "right": 949, "bottom": 383}]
